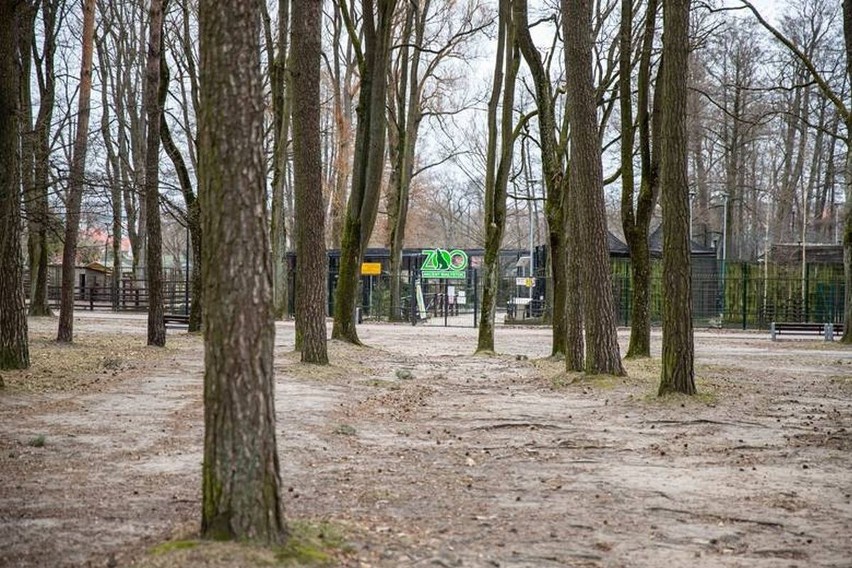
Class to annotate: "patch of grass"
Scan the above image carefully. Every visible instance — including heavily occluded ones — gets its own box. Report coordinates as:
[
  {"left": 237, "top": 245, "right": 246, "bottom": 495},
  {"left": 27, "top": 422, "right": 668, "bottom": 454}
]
[
  {"left": 150, "top": 540, "right": 198, "bottom": 555},
  {"left": 394, "top": 368, "right": 414, "bottom": 380},
  {"left": 829, "top": 375, "right": 852, "bottom": 391},
  {"left": 549, "top": 372, "right": 577, "bottom": 389},
  {"left": 332, "top": 424, "right": 357, "bottom": 436},
  {"left": 27, "top": 435, "right": 46, "bottom": 448},
  {"left": 623, "top": 357, "right": 661, "bottom": 381},
  {"left": 137, "top": 522, "right": 351, "bottom": 568},
  {"left": 643, "top": 386, "right": 719, "bottom": 406},
  {"left": 5, "top": 332, "right": 178, "bottom": 393},
  {"left": 549, "top": 369, "right": 647, "bottom": 391},
  {"left": 580, "top": 373, "right": 631, "bottom": 390},
  {"left": 275, "top": 521, "right": 346, "bottom": 565},
  {"left": 100, "top": 356, "right": 124, "bottom": 370}
]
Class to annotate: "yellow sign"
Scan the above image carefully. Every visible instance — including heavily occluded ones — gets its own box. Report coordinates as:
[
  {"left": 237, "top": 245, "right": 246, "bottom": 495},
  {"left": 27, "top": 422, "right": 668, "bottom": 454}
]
[{"left": 361, "top": 262, "right": 382, "bottom": 276}]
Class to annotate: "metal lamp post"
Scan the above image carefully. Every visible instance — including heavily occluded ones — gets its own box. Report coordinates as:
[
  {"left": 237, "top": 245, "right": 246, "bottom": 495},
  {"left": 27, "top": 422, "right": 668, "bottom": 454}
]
[
  {"left": 528, "top": 202, "right": 534, "bottom": 301},
  {"left": 719, "top": 191, "right": 729, "bottom": 323},
  {"left": 185, "top": 223, "right": 190, "bottom": 315},
  {"left": 721, "top": 191, "right": 729, "bottom": 264}
]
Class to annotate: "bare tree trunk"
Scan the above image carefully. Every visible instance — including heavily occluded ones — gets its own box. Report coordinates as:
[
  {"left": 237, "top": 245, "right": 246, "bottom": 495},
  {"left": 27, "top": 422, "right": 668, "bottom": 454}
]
[
  {"left": 814, "top": 112, "right": 838, "bottom": 234},
  {"left": 292, "top": 0, "right": 328, "bottom": 363},
  {"left": 564, "top": 195, "right": 584, "bottom": 370},
  {"left": 270, "top": 0, "right": 290, "bottom": 320},
  {"left": 477, "top": 0, "right": 517, "bottom": 353},
  {"left": 565, "top": 0, "right": 625, "bottom": 376},
  {"left": 328, "top": 10, "right": 349, "bottom": 250},
  {"left": 144, "top": 0, "right": 167, "bottom": 346},
  {"left": 386, "top": 0, "right": 426, "bottom": 322},
  {"left": 198, "top": 0, "right": 286, "bottom": 542},
  {"left": 804, "top": 101, "right": 827, "bottom": 243},
  {"left": 26, "top": 0, "right": 56, "bottom": 316},
  {"left": 328, "top": 3, "right": 357, "bottom": 249},
  {"left": 96, "top": 30, "right": 123, "bottom": 312},
  {"left": 688, "top": 53, "right": 710, "bottom": 246},
  {"left": 332, "top": 0, "right": 397, "bottom": 344},
  {"left": 621, "top": 0, "right": 660, "bottom": 359},
  {"left": 19, "top": 0, "right": 35, "bottom": 307},
  {"left": 843, "top": 113, "right": 852, "bottom": 343},
  {"left": 517, "top": 0, "right": 570, "bottom": 359},
  {"left": 658, "top": 0, "right": 695, "bottom": 395},
  {"left": 113, "top": 5, "right": 144, "bottom": 282},
  {"left": 57, "top": 0, "right": 95, "bottom": 344},
  {"left": 841, "top": 0, "right": 852, "bottom": 343},
  {"left": 159, "top": 54, "right": 202, "bottom": 332},
  {"left": 171, "top": 0, "right": 203, "bottom": 332},
  {"left": 134, "top": 0, "right": 148, "bottom": 281},
  {"left": 0, "top": 0, "right": 29, "bottom": 370}
]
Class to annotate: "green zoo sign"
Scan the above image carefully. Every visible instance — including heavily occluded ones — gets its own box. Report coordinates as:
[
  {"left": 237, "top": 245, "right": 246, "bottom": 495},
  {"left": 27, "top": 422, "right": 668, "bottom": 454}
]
[{"left": 420, "top": 248, "right": 469, "bottom": 279}]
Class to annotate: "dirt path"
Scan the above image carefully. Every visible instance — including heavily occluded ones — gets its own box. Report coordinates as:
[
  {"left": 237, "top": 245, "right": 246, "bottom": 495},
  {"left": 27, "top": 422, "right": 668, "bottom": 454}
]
[{"left": 1, "top": 315, "right": 850, "bottom": 567}]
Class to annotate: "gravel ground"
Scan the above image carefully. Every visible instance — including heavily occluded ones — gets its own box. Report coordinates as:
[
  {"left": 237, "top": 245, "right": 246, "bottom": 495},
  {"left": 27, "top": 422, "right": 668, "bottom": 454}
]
[{"left": 1, "top": 313, "right": 850, "bottom": 567}]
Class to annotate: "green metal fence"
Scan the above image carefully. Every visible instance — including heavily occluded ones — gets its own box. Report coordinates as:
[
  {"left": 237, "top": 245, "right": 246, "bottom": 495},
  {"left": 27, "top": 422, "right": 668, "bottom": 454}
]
[
  {"left": 608, "top": 259, "right": 844, "bottom": 329},
  {"left": 337, "top": 260, "right": 844, "bottom": 329}
]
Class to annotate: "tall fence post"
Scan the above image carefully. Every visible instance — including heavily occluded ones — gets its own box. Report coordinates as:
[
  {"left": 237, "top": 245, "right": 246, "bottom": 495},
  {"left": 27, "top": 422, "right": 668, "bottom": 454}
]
[
  {"left": 741, "top": 262, "right": 748, "bottom": 330},
  {"left": 804, "top": 263, "right": 810, "bottom": 322},
  {"left": 409, "top": 274, "right": 416, "bottom": 325},
  {"left": 473, "top": 268, "right": 478, "bottom": 328}
]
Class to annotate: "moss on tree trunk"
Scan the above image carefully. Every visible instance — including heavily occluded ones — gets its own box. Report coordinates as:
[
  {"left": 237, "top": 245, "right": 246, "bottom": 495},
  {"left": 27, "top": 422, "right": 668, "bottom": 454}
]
[
  {"left": 292, "top": 0, "right": 328, "bottom": 364},
  {"left": 0, "top": 0, "right": 29, "bottom": 370},
  {"left": 199, "top": 0, "right": 287, "bottom": 543},
  {"left": 658, "top": 0, "right": 696, "bottom": 395}
]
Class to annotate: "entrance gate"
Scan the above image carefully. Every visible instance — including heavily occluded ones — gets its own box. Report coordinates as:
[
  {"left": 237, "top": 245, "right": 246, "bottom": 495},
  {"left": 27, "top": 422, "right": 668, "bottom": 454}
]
[
  {"left": 413, "top": 270, "right": 479, "bottom": 328},
  {"left": 410, "top": 248, "right": 478, "bottom": 328}
]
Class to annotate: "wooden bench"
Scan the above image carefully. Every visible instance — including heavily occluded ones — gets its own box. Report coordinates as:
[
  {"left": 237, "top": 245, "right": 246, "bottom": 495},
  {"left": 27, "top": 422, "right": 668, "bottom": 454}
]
[
  {"left": 770, "top": 322, "right": 844, "bottom": 341},
  {"left": 164, "top": 314, "right": 190, "bottom": 327}
]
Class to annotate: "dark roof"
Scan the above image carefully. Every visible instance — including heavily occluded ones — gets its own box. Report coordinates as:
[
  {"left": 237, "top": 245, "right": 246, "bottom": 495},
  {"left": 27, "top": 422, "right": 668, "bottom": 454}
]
[
  {"left": 648, "top": 225, "right": 716, "bottom": 257},
  {"left": 608, "top": 231, "right": 630, "bottom": 256},
  {"left": 317, "top": 234, "right": 633, "bottom": 261},
  {"left": 323, "top": 248, "right": 533, "bottom": 259}
]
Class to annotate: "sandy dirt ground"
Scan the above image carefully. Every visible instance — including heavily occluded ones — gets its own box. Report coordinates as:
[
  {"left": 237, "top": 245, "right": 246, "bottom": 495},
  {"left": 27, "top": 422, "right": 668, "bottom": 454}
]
[{"left": 1, "top": 313, "right": 851, "bottom": 567}]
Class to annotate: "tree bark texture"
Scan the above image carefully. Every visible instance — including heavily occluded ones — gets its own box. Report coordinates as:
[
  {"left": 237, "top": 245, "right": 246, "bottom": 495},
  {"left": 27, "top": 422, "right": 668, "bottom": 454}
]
[
  {"left": 559, "top": 0, "right": 584, "bottom": 370},
  {"left": 332, "top": 0, "right": 397, "bottom": 344},
  {"left": 658, "top": 0, "right": 696, "bottom": 395},
  {"left": 386, "top": 0, "right": 426, "bottom": 322},
  {"left": 0, "top": 0, "right": 29, "bottom": 370},
  {"left": 564, "top": 194, "right": 584, "bottom": 371},
  {"left": 18, "top": 1, "right": 36, "bottom": 313},
  {"left": 271, "top": 0, "right": 290, "bottom": 320},
  {"left": 516, "top": 0, "right": 571, "bottom": 359},
  {"left": 327, "top": 12, "right": 354, "bottom": 251},
  {"left": 26, "top": 0, "right": 56, "bottom": 316},
  {"left": 565, "top": 0, "right": 625, "bottom": 376},
  {"left": 198, "top": 0, "right": 286, "bottom": 543},
  {"left": 476, "top": 0, "right": 516, "bottom": 353},
  {"left": 842, "top": 0, "right": 852, "bottom": 343},
  {"left": 57, "top": 0, "right": 95, "bottom": 344},
  {"left": 621, "top": 0, "right": 660, "bottom": 359},
  {"left": 144, "top": 0, "right": 167, "bottom": 346},
  {"left": 292, "top": 0, "right": 328, "bottom": 364},
  {"left": 327, "top": 5, "right": 355, "bottom": 251}
]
